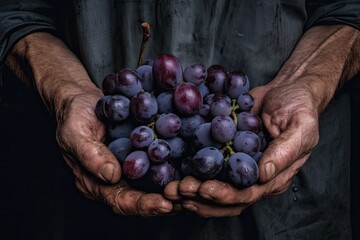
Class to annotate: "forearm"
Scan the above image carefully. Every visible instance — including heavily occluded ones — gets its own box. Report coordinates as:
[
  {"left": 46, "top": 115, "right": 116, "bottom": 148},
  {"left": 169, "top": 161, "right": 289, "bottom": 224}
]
[
  {"left": 269, "top": 25, "right": 360, "bottom": 113},
  {"left": 5, "top": 32, "right": 102, "bottom": 118}
]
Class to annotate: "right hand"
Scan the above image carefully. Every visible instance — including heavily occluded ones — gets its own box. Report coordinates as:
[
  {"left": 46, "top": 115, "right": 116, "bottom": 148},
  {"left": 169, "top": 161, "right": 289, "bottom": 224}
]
[{"left": 55, "top": 90, "right": 174, "bottom": 216}]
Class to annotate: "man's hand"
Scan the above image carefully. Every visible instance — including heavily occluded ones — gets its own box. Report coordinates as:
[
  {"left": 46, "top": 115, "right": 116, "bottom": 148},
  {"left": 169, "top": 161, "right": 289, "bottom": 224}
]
[
  {"left": 164, "top": 24, "right": 360, "bottom": 217},
  {"left": 165, "top": 81, "right": 320, "bottom": 217},
  {"left": 6, "top": 32, "right": 174, "bottom": 217}
]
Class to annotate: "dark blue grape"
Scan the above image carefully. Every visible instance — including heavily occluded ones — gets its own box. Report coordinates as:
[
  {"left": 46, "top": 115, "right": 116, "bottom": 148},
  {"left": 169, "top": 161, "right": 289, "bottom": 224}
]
[
  {"left": 211, "top": 115, "right": 237, "bottom": 143},
  {"left": 149, "top": 162, "right": 175, "bottom": 187},
  {"left": 191, "top": 147, "right": 224, "bottom": 180},
  {"left": 183, "top": 63, "right": 207, "bottom": 85},
  {"left": 233, "top": 131, "right": 261, "bottom": 156},
  {"left": 225, "top": 71, "right": 250, "bottom": 98},
  {"left": 155, "top": 113, "right": 181, "bottom": 138},
  {"left": 237, "top": 93, "right": 254, "bottom": 111},
  {"left": 210, "top": 98, "right": 232, "bottom": 117},
  {"left": 165, "top": 136, "right": 187, "bottom": 159},
  {"left": 156, "top": 91, "right": 174, "bottom": 114},
  {"left": 228, "top": 152, "right": 259, "bottom": 188},
  {"left": 237, "top": 112, "right": 263, "bottom": 134},
  {"left": 136, "top": 65, "right": 154, "bottom": 92},
  {"left": 180, "top": 115, "right": 205, "bottom": 138},
  {"left": 96, "top": 95, "right": 130, "bottom": 123},
  {"left": 193, "top": 123, "right": 222, "bottom": 149},
  {"left": 107, "top": 138, "right": 133, "bottom": 163}
]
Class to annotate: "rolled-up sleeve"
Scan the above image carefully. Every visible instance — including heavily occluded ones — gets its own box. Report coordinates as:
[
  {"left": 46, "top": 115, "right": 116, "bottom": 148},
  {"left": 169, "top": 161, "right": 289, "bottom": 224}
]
[
  {"left": 0, "top": 0, "right": 56, "bottom": 67},
  {"left": 306, "top": 0, "right": 360, "bottom": 30}
]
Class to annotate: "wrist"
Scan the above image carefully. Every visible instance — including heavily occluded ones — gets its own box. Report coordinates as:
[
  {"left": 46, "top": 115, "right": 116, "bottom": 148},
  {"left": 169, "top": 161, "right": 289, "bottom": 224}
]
[{"left": 6, "top": 32, "right": 102, "bottom": 117}]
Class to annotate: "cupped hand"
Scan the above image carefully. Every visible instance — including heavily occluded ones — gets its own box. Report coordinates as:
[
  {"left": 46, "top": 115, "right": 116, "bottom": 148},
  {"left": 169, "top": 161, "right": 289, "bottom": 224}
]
[
  {"left": 56, "top": 90, "right": 173, "bottom": 216},
  {"left": 164, "top": 81, "right": 320, "bottom": 217}
]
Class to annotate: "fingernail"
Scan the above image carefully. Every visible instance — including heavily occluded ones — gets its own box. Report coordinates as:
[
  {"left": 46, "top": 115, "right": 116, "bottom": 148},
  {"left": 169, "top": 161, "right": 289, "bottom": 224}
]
[
  {"left": 100, "top": 163, "right": 115, "bottom": 182},
  {"left": 265, "top": 162, "right": 276, "bottom": 180},
  {"left": 183, "top": 203, "right": 198, "bottom": 212}
]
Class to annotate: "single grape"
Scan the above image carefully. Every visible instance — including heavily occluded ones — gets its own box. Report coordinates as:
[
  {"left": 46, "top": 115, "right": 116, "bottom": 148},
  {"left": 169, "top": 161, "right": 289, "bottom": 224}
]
[
  {"left": 165, "top": 136, "right": 187, "bottom": 159},
  {"left": 197, "top": 104, "right": 210, "bottom": 118},
  {"left": 116, "top": 69, "right": 143, "bottom": 98},
  {"left": 210, "top": 98, "right": 232, "bottom": 117},
  {"left": 206, "top": 65, "right": 227, "bottom": 93},
  {"left": 107, "top": 119, "right": 138, "bottom": 139},
  {"left": 130, "top": 91, "right": 158, "bottom": 123},
  {"left": 225, "top": 71, "right": 250, "bottom": 98},
  {"left": 237, "top": 93, "right": 254, "bottom": 111},
  {"left": 237, "top": 112, "right": 263, "bottom": 134},
  {"left": 123, "top": 150, "right": 150, "bottom": 180},
  {"left": 233, "top": 131, "right": 261, "bottom": 156},
  {"left": 96, "top": 95, "right": 130, "bottom": 123},
  {"left": 173, "top": 82, "right": 203, "bottom": 116},
  {"left": 147, "top": 139, "right": 172, "bottom": 163},
  {"left": 107, "top": 138, "right": 133, "bottom": 163},
  {"left": 136, "top": 65, "right": 154, "bottom": 92},
  {"left": 193, "top": 123, "right": 222, "bottom": 149},
  {"left": 228, "top": 152, "right": 259, "bottom": 188},
  {"left": 155, "top": 113, "right": 181, "bottom": 138},
  {"left": 180, "top": 114, "right": 205, "bottom": 138},
  {"left": 130, "top": 125, "right": 154, "bottom": 148},
  {"left": 183, "top": 63, "right": 207, "bottom": 85},
  {"left": 156, "top": 91, "right": 174, "bottom": 114},
  {"left": 191, "top": 147, "right": 224, "bottom": 180},
  {"left": 102, "top": 73, "right": 118, "bottom": 95},
  {"left": 211, "top": 115, "right": 237, "bottom": 143},
  {"left": 204, "top": 92, "right": 231, "bottom": 105},
  {"left": 149, "top": 162, "right": 175, "bottom": 188},
  {"left": 153, "top": 53, "right": 183, "bottom": 90}
]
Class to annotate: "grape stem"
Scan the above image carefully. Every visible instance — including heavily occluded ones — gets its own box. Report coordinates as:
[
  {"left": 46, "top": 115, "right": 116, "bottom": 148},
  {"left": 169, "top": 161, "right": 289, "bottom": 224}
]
[
  {"left": 221, "top": 142, "right": 235, "bottom": 161},
  {"left": 231, "top": 99, "right": 239, "bottom": 124},
  {"left": 137, "top": 22, "right": 151, "bottom": 68}
]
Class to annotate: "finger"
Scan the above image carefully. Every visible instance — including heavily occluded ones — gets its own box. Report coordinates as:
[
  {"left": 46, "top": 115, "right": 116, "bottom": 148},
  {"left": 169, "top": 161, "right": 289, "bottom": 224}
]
[
  {"left": 164, "top": 180, "right": 182, "bottom": 201},
  {"left": 177, "top": 176, "right": 202, "bottom": 198},
  {"left": 100, "top": 181, "right": 173, "bottom": 217},
  {"left": 182, "top": 199, "right": 245, "bottom": 217},
  {"left": 197, "top": 154, "right": 309, "bottom": 205}
]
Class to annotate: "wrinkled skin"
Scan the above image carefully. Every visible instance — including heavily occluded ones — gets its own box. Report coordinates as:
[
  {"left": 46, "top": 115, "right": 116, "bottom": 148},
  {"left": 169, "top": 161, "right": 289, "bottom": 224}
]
[{"left": 164, "top": 82, "right": 320, "bottom": 217}]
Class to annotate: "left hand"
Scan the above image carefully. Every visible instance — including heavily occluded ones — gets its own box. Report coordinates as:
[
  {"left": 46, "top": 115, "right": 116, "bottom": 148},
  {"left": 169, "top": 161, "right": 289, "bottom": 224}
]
[{"left": 164, "top": 81, "right": 320, "bottom": 217}]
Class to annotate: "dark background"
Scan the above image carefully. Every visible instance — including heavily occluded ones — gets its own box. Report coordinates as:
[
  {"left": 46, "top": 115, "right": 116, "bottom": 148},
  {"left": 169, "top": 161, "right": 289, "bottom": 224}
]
[{"left": 0, "top": 69, "right": 359, "bottom": 239}]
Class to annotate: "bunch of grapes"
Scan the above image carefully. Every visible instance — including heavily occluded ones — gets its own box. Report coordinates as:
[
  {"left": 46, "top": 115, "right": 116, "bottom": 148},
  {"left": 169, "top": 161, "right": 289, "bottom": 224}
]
[{"left": 95, "top": 53, "right": 268, "bottom": 193}]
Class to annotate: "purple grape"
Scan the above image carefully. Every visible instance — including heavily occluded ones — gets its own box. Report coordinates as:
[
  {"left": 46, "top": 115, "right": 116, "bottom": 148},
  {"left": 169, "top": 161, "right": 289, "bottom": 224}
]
[
  {"left": 193, "top": 123, "right": 222, "bottom": 149},
  {"left": 183, "top": 63, "right": 207, "bottom": 85},
  {"left": 153, "top": 53, "right": 183, "bottom": 90},
  {"left": 165, "top": 136, "right": 188, "bottom": 159},
  {"left": 130, "top": 91, "right": 158, "bottom": 123},
  {"left": 123, "top": 150, "right": 150, "bottom": 180},
  {"left": 96, "top": 95, "right": 130, "bottom": 123},
  {"left": 197, "top": 104, "right": 210, "bottom": 118},
  {"left": 237, "top": 112, "right": 263, "bottom": 134},
  {"left": 136, "top": 65, "right": 154, "bottom": 92},
  {"left": 233, "top": 131, "right": 261, "bottom": 156},
  {"left": 210, "top": 98, "right": 232, "bottom": 117},
  {"left": 228, "top": 152, "right": 259, "bottom": 188},
  {"left": 191, "top": 147, "right": 224, "bottom": 180},
  {"left": 211, "top": 115, "right": 237, "bottom": 143},
  {"left": 147, "top": 139, "right": 172, "bottom": 163},
  {"left": 101, "top": 73, "right": 117, "bottom": 95},
  {"left": 180, "top": 115, "right": 205, "bottom": 138},
  {"left": 237, "top": 93, "right": 254, "bottom": 111},
  {"left": 204, "top": 92, "right": 231, "bottom": 105},
  {"left": 107, "top": 120, "right": 138, "bottom": 139},
  {"left": 155, "top": 113, "right": 181, "bottom": 138},
  {"left": 173, "top": 82, "right": 203, "bottom": 116},
  {"left": 130, "top": 125, "right": 154, "bottom": 148},
  {"left": 107, "top": 138, "right": 133, "bottom": 163},
  {"left": 225, "top": 71, "right": 250, "bottom": 98},
  {"left": 149, "top": 162, "right": 175, "bottom": 187},
  {"left": 116, "top": 69, "right": 143, "bottom": 98},
  {"left": 206, "top": 65, "right": 227, "bottom": 93},
  {"left": 156, "top": 91, "right": 174, "bottom": 114}
]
